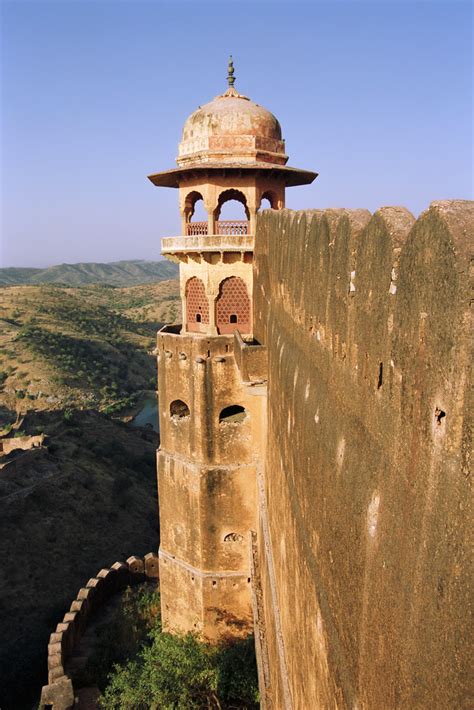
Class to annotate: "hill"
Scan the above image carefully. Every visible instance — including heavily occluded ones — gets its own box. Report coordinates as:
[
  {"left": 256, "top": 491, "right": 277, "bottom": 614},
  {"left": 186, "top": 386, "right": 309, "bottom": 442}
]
[
  {"left": 0, "top": 408, "right": 160, "bottom": 708},
  {"left": 0, "top": 278, "right": 181, "bottom": 707},
  {"left": 0, "top": 280, "right": 180, "bottom": 415},
  {"left": 0, "top": 259, "right": 178, "bottom": 287}
]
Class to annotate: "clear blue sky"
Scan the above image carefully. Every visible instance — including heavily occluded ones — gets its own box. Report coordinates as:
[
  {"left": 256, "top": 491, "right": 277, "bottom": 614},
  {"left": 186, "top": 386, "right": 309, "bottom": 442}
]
[{"left": 1, "top": 0, "right": 472, "bottom": 267}]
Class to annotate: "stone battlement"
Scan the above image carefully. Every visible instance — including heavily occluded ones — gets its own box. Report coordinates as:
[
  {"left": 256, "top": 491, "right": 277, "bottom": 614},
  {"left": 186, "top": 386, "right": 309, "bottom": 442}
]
[
  {"left": 253, "top": 200, "right": 472, "bottom": 709},
  {"left": 39, "top": 553, "right": 159, "bottom": 710}
]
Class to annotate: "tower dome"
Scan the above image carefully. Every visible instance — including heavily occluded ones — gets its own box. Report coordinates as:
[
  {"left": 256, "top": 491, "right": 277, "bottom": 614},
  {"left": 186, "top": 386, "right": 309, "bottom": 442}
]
[
  {"left": 148, "top": 57, "right": 317, "bottom": 188},
  {"left": 177, "top": 58, "right": 288, "bottom": 167}
]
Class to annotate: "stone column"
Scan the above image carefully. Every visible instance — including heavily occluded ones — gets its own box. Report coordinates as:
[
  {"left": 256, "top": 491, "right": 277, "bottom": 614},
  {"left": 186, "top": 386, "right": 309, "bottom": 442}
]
[
  {"left": 181, "top": 211, "right": 188, "bottom": 236},
  {"left": 207, "top": 292, "right": 218, "bottom": 336},
  {"left": 207, "top": 209, "right": 215, "bottom": 236},
  {"left": 180, "top": 282, "right": 187, "bottom": 333}
]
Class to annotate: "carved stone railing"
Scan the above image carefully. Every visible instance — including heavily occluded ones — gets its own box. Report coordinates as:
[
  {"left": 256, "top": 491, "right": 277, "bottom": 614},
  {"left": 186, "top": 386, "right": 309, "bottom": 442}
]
[
  {"left": 186, "top": 222, "right": 208, "bottom": 236},
  {"left": 185, "top": 221, "right": 249, "bottom": 236},
  {"left": 216, "top": 220, "right": 249, "bottom": 235},
  {"left": 162, "top": 234, "right": 254, "bottom": 253}
]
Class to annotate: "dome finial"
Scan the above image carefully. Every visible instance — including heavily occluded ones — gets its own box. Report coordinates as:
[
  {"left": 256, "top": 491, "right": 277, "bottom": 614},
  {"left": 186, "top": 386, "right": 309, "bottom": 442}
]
[{"left": 227, "top": 55, "right": 235, "bottom": 88}]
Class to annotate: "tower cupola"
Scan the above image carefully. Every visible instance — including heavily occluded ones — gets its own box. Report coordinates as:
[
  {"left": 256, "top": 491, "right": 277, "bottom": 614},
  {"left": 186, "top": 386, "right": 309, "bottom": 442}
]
[
  {"left": 177, "top": 59, "right": 287, "bottom": 167},
  {"left": 148, "top": 59, "right": 317, "bottom": 337},
  {"left": 149, "top": 57, "right": 316, "bottom": 188}
]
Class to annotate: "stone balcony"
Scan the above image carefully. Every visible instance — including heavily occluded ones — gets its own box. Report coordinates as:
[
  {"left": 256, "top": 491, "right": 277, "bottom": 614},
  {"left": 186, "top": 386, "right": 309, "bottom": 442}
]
[
  {"left": 162, "top": 220, "right": 254, "bottom": 255},
  {"left": 161, "top": 233, "right": 254, "bottom": 255}
]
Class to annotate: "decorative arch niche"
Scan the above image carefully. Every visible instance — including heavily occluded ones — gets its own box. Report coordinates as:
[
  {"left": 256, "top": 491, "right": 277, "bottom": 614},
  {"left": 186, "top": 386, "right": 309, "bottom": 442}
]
[
  {"left": 186, "top": 277, "right": 209, "bottom": 332},
  {"left": 215, "top": 276, "right": 251, "bottom": 335}
]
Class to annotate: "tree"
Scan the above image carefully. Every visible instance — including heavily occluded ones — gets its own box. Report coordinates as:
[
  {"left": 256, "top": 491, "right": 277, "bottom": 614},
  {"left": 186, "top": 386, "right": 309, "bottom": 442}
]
[{"left": 100, "top": 630, "right": 259, "bottom": 710}]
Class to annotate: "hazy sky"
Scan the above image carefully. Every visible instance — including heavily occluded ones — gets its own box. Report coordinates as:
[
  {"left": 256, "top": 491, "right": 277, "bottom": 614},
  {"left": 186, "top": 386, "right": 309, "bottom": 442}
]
[{"left": 1, "top": 0, "right": 472, "bottom": 268}]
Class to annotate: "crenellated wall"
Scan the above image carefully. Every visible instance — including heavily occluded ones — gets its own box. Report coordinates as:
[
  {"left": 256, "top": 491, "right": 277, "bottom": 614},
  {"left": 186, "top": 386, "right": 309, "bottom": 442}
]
[
  {"left": 252, "top": 201, "right": 472, "bottom": 709},
  {"left": 39, "top": 553, "right": 159, "bottom": 710}
]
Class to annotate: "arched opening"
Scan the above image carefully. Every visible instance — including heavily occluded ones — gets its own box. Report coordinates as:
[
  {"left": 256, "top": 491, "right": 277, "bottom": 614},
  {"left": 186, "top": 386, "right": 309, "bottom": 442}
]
[
  {"left": 259, "top": 190, "right": 279, "bottom": 210},
  {"left": 186, "top": 277, "right": 209, "bottom": 332},
  {"left": 214, "top": 189, "right": 249, "bottom": 235},
  {"left": 170, "top": 399, "right": 190, "bottom": 419},
  {"left": 216, "top": 276, "right": 251, "bottom": 335},
  {"left": 219, "top": 404, "right": 247, "bottom": 424},
  {"left": 184, "top": 191, "right": 208, "bottom": 235}
]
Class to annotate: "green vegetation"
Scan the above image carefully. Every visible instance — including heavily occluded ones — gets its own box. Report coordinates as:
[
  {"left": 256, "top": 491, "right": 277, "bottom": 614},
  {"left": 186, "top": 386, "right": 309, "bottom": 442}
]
[
  {"left": 0, "top": 279, "right": 179, "bottom": 413},
  {"left": 77, "top": 585, "right": 161, "bottom": 690},
  {"left": 68, "top": 583, "right": 259, "bottom": 709},
  {"left": 101, "top": 631, "right": 259, "bottom": 709},
  {"left": 89, "top": 588, "right": 259, "bottom": 710},
  {"left": 17, "top": 324, "right": 143, "bottom": 407}
]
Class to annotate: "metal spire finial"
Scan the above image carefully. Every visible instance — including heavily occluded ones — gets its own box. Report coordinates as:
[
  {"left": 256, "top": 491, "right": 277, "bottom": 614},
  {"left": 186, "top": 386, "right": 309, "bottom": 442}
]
[{"left": 227, "top": 55, "right": 235, "bottom": 87}]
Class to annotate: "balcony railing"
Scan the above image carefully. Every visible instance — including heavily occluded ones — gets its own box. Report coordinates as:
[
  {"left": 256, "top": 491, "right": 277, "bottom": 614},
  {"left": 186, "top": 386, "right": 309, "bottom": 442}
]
[
  {"left": 162, "top": 234, "right": 254, "bottom": 253},
  {"left": 185, "top": 220, "right": 249, "bottom": 236},
  {"left": 216, "top": 220, "right": 249, "bottom": 235},
  {"left": 186, "top": 222, "right": 208, "bottom": 236}
]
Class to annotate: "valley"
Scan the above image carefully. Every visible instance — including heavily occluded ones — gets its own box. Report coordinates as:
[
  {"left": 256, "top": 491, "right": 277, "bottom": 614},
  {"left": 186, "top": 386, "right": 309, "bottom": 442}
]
[{"left": 0, "top": 274, "right": 179, "bottom": 708}]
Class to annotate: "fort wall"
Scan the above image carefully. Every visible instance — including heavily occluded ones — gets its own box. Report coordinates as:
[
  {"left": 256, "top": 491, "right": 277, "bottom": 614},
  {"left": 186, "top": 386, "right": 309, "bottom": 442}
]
[
  {"left": 39, "top": 553, "right": 159, "bottom": 710},
  {"left": 253, "top": 201, "right": 472, "bottom": 708}
]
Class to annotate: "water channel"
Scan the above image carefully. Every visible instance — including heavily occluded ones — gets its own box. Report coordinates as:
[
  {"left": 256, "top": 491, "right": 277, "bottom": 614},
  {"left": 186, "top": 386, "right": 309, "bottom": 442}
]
[{"left": 131, "top": 391, "right": 159, "bottom": 432}]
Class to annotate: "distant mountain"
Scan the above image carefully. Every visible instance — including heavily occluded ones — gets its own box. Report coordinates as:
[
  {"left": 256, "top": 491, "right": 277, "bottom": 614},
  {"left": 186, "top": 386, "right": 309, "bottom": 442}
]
[{"left": 0, "top": 260, "right": 178, "bottom": 287}]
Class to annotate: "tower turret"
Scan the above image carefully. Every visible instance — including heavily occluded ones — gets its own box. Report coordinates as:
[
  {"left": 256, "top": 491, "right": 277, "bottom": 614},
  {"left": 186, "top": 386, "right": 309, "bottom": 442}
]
[{"left": 149, "top": 61, "right": 316, "bottom": 638}]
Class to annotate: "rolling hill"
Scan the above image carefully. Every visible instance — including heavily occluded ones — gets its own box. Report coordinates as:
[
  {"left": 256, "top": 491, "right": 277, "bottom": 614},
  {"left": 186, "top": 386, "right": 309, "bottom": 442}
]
[
  {"left": 0, "top": 259, "right": 178, "bottom": 287},
  {"left": 0, "top": 280, "right": 180, "bottom": 416}
]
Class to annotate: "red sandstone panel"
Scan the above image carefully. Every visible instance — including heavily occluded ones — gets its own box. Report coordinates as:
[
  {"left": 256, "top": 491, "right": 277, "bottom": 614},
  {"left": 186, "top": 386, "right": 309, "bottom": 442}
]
[
  {"left": 216, "top": 276, "right": 251, "bottom": 334},
  {"left": 186, "top": 276, "right": 209, "bottom": 332}
]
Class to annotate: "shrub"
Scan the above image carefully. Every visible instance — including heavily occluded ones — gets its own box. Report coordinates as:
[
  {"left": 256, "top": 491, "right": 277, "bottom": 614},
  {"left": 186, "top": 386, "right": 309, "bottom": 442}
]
[
  {"left": 100, "top": 631, "right": 259, "bottom": 709},
  {"left": 79, "top": 585, "right": 160, "bottom": 690}
]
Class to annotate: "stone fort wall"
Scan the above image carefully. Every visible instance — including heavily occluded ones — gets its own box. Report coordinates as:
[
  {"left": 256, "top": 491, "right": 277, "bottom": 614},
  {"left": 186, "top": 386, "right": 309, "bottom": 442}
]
[{"left": 252, "top": 201, "right": 472, "bottom": 708}]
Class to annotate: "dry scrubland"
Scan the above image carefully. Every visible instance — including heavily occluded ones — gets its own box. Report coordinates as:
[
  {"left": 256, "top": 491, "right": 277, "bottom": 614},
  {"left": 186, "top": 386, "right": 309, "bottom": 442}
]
[
  {"left": 0, "top": 279, "right": 179, "bottom": 708},
  {"left": 0, "top": 281, "right": 179, "bottom": 417}
]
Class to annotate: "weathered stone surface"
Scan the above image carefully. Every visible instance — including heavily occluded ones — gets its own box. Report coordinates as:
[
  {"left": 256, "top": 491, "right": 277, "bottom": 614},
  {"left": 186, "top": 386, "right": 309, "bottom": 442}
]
[
  {"left": 39, "top": 676, "right": 74, "bottom": 710},
  {"left": 0, "top": 433, "right": 45, "bottom": 457},
  {"left": 253, "top": 201, "right": 473, "bottom": 709},
  {"left": 144, "top": 552, "right": 159, "bottom": 579}
]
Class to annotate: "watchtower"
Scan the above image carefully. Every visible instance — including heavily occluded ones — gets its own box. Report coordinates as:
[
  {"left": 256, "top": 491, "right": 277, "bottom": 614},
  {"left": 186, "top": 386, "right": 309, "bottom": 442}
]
[{"left": 149, "top": 58, "right": 316, "bottom": 639}]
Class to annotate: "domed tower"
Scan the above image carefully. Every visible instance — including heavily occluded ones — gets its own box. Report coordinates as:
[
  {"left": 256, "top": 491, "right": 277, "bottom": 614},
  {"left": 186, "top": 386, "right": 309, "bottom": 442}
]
[{"left": 149, "top": 59, "right": 317, "bottom": 640}]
